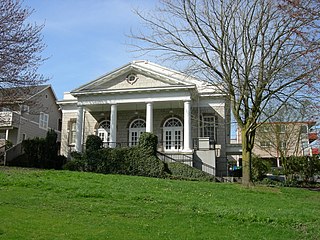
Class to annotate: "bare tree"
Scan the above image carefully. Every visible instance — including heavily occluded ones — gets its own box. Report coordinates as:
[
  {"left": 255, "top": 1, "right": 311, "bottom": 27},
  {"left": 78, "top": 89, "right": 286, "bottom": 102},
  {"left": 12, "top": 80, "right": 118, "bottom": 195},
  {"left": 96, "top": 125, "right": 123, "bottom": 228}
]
[
  {"left": 130, "top": 0, "right": 320, "bottom": 185},
  {"left": 0, "top": 0, "right": 46, "bottom": 104}
]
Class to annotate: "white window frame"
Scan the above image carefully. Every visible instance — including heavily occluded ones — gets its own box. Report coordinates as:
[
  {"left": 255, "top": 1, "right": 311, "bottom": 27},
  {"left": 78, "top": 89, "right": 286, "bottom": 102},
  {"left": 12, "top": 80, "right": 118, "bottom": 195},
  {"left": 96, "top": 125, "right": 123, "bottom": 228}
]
[
  {"left": 163, "top": 117, "right": 183, "bottom": 152},
  {"left": 97, "top": 120, "right": 111, "bottom": 146},
  {"left": 39, "top": 112, "right": 49, "bottom": 130},
  {"left": 68, "top": 120, "right": 77, "bottom": 145},
  {"left": 201, "top": 114, "right": 218, "bottom": 141},
  {"left": 129, "top": 119, "right": 146, "bottom": 146}
]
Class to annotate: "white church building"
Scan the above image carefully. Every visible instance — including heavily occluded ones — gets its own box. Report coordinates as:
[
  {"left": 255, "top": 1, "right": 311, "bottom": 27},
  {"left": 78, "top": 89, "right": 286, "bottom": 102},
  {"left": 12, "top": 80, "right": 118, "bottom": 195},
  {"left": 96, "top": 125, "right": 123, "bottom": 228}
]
[{"left": 57, "top": 61, "right": 232, "bottom": 176}]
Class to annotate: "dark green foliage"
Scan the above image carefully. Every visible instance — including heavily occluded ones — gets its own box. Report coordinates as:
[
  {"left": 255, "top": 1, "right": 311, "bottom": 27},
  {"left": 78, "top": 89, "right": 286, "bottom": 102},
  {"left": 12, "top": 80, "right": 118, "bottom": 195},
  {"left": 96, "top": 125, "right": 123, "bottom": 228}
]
[
  {"left": 64, "top": 133, "right": 215, "bottom": 181},
  {"left": 64, "top": 137, "right": 166, "bottom": 178},
  {"left": 252, "top": 156, "right": 271, "bottom": 181},
  {"left": 166, "top": 162, "right": 214, "bottom": 181},
  {"left": 22, "top": 137, "right": 46, "bottom": 168},
  {"left": 85, "top": 135, "right": 103, "bottom": 153},
  {"left": 285, "top": 156, "right": 320, "bottom": 182},
  {"left": 138, "top": 132, "right": 158, "bottom": 156},
  {"left": 15, "top": 130, "right": 66, "bottom": 169}
]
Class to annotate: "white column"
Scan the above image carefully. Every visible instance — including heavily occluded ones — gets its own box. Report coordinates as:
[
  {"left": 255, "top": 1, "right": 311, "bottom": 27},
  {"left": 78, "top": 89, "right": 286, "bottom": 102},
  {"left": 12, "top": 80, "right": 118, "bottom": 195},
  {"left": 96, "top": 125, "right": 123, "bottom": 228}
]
[
  {"left": 184, "top": 101, "right": 192, "bottom": 152},
  {"left": 146, "top": 102, "right": 153, "bottom": 133},
  {"left": 75, "top": 106, "right": 84, "bottom": 152},
  {"left": 110, "top": 104, "right": 117, "bottom": 148},
  {"left": 5, "top": 129, "right": 9, "bottom": 141}
]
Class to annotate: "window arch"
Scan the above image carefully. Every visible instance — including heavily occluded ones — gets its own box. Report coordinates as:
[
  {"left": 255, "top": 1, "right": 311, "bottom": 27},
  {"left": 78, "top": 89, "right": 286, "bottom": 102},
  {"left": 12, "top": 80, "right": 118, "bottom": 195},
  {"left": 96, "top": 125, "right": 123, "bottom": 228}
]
[
  {"left": 97, "top": 120, "right": 110, "bottom": 144},
  {"left": 163, "top": 117, "right": 183, "bottom": 151},
  {"left": 129, "top": 118, "right": 146, "bottom": 146}
]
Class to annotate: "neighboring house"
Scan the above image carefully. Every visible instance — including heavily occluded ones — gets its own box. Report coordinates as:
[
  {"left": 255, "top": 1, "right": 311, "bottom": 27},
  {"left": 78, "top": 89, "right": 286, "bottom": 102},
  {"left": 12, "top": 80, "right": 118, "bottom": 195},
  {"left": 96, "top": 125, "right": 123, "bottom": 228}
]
[
  {"left": 0, "top": 85, "right": 62, "bottom": 149},
  {"left": 58, "top": 60, "right": 233, "bottom": 176},
  {"left": 237, "top": 121, "right": 318, "bottom": 167}
]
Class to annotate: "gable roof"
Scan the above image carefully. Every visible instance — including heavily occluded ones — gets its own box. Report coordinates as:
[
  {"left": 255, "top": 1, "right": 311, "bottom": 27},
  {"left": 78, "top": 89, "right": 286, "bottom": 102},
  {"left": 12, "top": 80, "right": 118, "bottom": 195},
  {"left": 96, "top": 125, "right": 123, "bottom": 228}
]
[
  {"left": 71, "top": 60, "right": 209, "bottom": 95},
  {"left": 0, "top": 85, "right": 56, "bottom": 104}
]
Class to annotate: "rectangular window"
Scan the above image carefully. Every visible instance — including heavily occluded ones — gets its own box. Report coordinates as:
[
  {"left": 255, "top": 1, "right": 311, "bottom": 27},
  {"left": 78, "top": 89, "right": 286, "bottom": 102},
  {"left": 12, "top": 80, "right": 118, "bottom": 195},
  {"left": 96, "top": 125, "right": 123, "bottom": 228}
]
[
  {"left": 300, "top": 125, "right": 308, "bottom": 134},
  {"left": 20, "top": 105, "right": 29, "bottom": 113},
  {"left": 68, "top": 120, "right": 77, "bottom": 145},
  {"left": 39, "top": 112, "right": 49, "bottom": 129},
  {"left": 201, "top": 115, "right": 217, "bottom": 141},
  {"left": 276, "top": 124, "right": 286, "bottom": 133},
  {"left": 279, "top": 141, "right": 286, "bottom": 149},
  {"left": 260, "top": 141, "right": 271, "bottom": 148},
  {"left": 260, "top": 125, "right": 270, "bottom": 132}
]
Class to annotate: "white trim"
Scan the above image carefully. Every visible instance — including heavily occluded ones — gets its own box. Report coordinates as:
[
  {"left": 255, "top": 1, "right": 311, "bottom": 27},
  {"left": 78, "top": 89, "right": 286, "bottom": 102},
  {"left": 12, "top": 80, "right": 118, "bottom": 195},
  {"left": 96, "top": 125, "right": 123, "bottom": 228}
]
[
  {"left": 72, "top": 85, "right": 195, "bottom": 96},
  {"left": 39, "top": 112, "right": 49, "bottom": 130},
  {"left": 129, "top": 118, "right": 146, "bottom": 146},
  {"left": 77, "top": 92, "right": 192, "bottom": 106},
  {"left": 163, "top": 117, "right": 183, "bottom": 152}
]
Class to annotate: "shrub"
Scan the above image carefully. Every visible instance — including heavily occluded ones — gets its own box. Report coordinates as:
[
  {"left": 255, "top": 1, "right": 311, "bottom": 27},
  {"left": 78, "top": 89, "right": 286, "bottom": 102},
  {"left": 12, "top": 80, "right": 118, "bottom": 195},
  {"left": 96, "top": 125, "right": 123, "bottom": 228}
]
[
  {"left": 285, "top": 155, "right": 320, "bottom": 182},
  {"left": 85, "top": 135, "right": 103, "bottom": 153},
  {"left": 64, "top": 135, "right": 166, "bottom": 178},
  {"left": 252, "top": 156, "right": 271, "bottom": 181},
  {"left": 16, "top": 130, "right": 63, "bottom": 169},
  {"left": 138, "top": 132, "right": 158, "bottom": 156},
  {"left": 166, "top": 162, "right": 214, "bottom": 181}
]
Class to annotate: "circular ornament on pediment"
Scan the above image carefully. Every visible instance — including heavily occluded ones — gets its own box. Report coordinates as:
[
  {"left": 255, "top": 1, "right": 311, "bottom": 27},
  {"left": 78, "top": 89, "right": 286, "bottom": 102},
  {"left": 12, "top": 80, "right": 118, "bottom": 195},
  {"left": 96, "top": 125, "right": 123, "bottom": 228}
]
[{"left": 126, "top": 74, "right": 138, "bottom": 85}]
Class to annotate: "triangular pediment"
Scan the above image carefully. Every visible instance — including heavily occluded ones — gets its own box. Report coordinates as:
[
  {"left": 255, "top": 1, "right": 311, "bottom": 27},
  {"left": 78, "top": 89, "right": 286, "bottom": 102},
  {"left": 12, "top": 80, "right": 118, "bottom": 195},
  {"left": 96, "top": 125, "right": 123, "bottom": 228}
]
[{"left": 72, "top": 61, "right": 203, "bottom": 94}]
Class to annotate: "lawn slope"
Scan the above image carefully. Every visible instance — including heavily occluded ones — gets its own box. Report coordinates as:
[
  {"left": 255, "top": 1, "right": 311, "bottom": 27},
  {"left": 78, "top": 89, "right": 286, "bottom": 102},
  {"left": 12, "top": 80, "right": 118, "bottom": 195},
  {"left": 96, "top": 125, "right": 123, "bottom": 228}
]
[{"left": 0, "top": 167, "right": 319, "bottom": 240}]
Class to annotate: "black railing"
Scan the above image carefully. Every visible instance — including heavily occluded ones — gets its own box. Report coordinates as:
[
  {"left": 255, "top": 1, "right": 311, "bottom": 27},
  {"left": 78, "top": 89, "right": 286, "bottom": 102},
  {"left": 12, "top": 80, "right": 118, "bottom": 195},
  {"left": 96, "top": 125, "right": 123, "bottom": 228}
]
[{"left": 156, "top": 151, "right": 193, "bottom": 164}]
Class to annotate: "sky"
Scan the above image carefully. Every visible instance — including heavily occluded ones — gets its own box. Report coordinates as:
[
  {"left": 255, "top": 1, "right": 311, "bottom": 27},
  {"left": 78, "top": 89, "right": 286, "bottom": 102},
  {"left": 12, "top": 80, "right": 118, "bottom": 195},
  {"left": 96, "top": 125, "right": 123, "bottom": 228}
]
[{"left": 25, "top": 0, "right": 158, "bottom": 99}]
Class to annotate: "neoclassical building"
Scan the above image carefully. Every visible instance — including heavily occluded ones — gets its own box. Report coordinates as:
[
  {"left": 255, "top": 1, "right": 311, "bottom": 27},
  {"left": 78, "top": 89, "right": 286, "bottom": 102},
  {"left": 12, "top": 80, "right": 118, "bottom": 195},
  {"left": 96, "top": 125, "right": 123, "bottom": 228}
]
[{"left": 58, "top": 61, "right": 231, "bottom": 176}]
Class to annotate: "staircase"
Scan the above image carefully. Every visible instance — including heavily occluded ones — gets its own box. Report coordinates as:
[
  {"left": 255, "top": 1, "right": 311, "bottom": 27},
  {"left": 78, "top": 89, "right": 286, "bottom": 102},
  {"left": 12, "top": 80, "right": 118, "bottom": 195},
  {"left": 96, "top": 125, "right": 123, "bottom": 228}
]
[{"left": 156, "top": 151, "right": 216, "bottom": 176}]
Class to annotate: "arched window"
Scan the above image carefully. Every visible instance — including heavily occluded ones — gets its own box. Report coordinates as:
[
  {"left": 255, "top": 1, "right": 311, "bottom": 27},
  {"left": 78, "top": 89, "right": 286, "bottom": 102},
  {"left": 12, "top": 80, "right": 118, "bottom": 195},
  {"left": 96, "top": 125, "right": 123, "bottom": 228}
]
[
  {"left": 129, "top": 119, "right": 146, "bottom": 146},
  {"left": 97, "top": 120, "right": 110, "bottom": 145},
  {"left": 163, "top": 117, "right": 183, "bottom": 151}
]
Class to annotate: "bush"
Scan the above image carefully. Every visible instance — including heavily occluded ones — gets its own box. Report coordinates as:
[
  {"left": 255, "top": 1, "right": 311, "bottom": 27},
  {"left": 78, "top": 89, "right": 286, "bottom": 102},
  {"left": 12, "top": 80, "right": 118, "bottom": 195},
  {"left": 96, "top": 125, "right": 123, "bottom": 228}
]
[
  {"left": 15, "top": 130, "right": 63, "bottom": 169},
  {"left": 252, "top": 156, "right": 271, "bottom": 181},
  {"left": 166, "top": 162, "right": 214, "bottom": 181},
  {"left": 285, "top": 155, "right": 320, "bottom": 182},
  {"left": 138, "top": 132, "right": 158, "bottom": 156},
  {"left": 64, "top": 133, "right": 217, "bottom": 181},
  {"left": 85, "top": 135, "right": 103, "bottom": 153},
  {"left": 64, "top": 140, "right": 166, "bottom": 178}
]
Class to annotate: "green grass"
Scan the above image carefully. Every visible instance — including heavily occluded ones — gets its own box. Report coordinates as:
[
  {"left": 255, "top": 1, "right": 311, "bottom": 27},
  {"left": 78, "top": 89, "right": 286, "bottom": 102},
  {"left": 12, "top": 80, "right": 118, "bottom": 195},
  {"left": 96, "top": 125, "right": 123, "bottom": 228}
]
[{"left": 0, "top": 167, "right": 319, "bottom": 240}]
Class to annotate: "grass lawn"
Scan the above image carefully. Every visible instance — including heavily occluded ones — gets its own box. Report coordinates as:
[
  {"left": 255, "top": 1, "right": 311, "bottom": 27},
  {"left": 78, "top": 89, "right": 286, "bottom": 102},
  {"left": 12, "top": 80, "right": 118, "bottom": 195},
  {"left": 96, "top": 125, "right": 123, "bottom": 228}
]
[{"left": 0, "top": 167, "right": 319, "bottom": 240}]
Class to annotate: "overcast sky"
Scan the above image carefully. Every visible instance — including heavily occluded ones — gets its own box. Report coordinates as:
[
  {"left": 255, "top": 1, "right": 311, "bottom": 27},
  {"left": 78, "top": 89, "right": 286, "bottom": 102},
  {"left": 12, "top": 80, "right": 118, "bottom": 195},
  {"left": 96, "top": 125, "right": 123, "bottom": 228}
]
[{"left": 25, "top": 0, "right": 158, "bottom": 99}]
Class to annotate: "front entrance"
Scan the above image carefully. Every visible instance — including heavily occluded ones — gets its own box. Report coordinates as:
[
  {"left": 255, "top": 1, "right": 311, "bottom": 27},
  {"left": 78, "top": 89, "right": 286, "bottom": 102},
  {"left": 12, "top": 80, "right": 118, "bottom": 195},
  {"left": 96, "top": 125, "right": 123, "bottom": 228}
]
[
  {"left": 97, "top": 120, "right": 110, "bottom": 146},
  {"left": 129, "top": 118, "right": 146, "bottom": 146},
  {"left": 163, "top": 117, "right": 183, "bottom": 151}
]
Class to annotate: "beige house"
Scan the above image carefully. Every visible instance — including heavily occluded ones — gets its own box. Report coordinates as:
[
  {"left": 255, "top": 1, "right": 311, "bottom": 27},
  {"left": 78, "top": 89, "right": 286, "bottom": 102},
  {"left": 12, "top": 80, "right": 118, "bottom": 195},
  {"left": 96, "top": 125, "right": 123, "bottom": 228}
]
[
  {"left": 235, "top": 121, "right": 318, "bottom": 167},
  {"left": 58, "top": 61, "right": 233, "bottom": 176},
  {"left": 0, "top": 85, "right": 61, "bottom": 162},
  {"left": 0, "top": 85, "right": 62, "bottom": 148}
]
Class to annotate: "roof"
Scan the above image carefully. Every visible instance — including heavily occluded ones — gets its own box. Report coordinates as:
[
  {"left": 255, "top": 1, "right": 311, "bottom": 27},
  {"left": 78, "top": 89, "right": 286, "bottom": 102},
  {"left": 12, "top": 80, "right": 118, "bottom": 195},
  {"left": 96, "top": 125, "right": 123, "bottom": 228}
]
[
  {"left": 70, "top": 60, "right": 220, "bottom": 96},
  {"left": 0, "top": 85, "right": 54, "bottom": 104},
  {"left": 258, "top": 121, "right": 317, "bottom": 127}
]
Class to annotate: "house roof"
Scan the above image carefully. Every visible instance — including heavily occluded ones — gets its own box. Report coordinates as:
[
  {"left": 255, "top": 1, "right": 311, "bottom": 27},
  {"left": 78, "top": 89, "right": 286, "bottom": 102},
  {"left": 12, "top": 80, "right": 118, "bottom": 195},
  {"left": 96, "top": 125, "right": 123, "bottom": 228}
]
[
  {"left": 258, "top": 121, "right": 317, "bottom": 127},
  {"left": 70, "top": 60, "right": 219, "bottom": 96},
  {"left": 0, "top": 85, "right": 55, "bottom": 104}
]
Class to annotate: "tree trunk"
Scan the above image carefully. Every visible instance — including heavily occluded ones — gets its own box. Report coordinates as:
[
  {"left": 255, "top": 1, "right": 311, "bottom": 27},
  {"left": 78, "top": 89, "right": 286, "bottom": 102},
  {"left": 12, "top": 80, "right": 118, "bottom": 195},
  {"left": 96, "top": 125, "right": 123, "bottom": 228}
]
[{"left": 241, "top": 128, "right": 253, "bottom": 186}]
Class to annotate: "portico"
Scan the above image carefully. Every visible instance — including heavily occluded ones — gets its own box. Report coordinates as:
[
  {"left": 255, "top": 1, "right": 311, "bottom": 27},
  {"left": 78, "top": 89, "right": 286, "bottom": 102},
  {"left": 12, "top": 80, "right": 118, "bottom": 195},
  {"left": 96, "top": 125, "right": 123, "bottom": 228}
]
[{"left": 74, "top": 93, "right": 194, "bottom": 153}]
